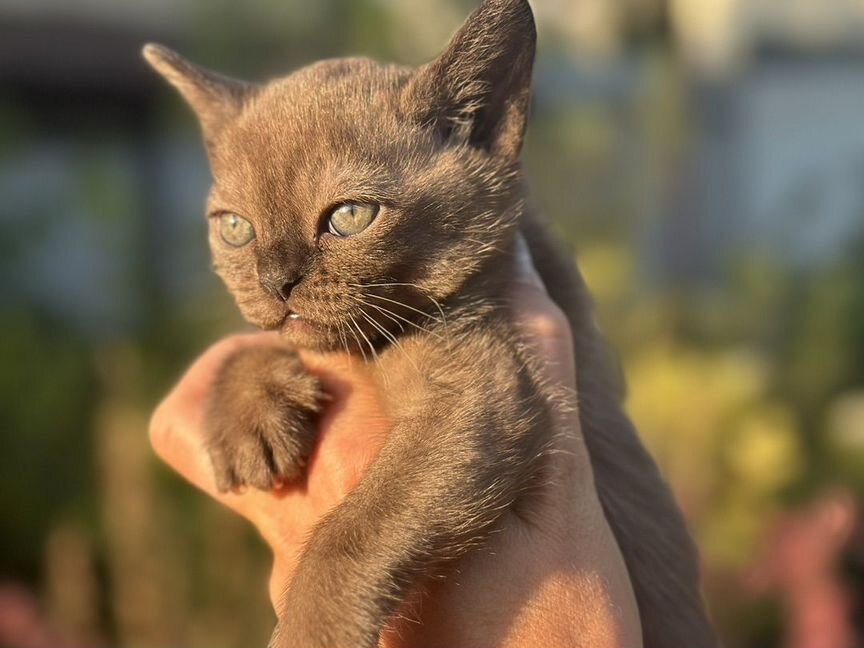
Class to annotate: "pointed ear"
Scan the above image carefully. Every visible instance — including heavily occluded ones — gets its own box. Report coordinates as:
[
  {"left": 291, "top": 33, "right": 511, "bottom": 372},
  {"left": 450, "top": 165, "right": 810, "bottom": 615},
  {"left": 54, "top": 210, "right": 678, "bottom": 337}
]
[
  {"left": 142, "top": 43, "right": 254, "bottom": 145},
  {"left": 402, "top": 0, "right": 536, "bottom": 159}
]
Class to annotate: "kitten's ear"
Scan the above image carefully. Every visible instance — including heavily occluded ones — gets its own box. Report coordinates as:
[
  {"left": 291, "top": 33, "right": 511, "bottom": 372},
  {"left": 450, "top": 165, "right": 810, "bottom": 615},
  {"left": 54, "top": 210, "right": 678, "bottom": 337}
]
[
  {"left": 402, "top": 0, "right": 536, "bottom": 159},
  {"left": 142, "top": 43, "right": 254, "bottom": 145}
]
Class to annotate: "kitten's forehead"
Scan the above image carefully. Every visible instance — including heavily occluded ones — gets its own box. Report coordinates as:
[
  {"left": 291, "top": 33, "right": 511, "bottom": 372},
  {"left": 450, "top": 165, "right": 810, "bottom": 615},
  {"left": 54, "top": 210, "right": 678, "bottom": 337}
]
[
  {"left": 277, "top": 57, "right": 410, "bottom": 95},
  {"left": 228, "top": 58, "right": 409, "bottom": 150},
  {"left": 208, "top": 58, "right": 417, "bottom": 212}
]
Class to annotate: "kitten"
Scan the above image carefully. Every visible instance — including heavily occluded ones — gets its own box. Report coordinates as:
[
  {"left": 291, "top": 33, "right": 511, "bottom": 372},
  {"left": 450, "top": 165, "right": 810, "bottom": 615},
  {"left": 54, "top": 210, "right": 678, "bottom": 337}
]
[{"left": 144, "top": 1, "right": 717, "bottom": 646}]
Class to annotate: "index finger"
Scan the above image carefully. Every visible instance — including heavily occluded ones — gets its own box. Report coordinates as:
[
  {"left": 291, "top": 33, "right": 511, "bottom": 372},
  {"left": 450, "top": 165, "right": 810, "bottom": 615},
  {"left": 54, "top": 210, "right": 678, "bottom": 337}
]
[{"left": 510, "top": 235, "right": 576, "bottom": 388}]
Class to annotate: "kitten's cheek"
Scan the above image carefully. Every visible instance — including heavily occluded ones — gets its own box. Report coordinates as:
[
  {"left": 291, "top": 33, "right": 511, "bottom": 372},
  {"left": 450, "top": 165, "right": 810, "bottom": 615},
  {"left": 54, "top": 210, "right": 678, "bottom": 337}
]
[
  {"left": 211, "top": 261, "right": 280, "bottom": 327},
  {"left": 224, "top": 282, "right": 286, "bottom": 329}
]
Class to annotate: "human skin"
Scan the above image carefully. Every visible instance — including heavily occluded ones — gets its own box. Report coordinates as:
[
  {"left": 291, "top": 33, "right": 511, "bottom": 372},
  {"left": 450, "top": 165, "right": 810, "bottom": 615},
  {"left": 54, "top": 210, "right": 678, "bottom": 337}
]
[{"left": 149, "top": 247, "right": 643, "bottom": 648}]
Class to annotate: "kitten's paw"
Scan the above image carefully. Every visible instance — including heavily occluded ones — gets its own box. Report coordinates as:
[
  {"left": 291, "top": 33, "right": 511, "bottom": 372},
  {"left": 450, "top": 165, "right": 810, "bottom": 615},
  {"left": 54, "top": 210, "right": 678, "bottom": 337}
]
[{"left": 205, "top": 345, "right": 320, "bottom": 492}]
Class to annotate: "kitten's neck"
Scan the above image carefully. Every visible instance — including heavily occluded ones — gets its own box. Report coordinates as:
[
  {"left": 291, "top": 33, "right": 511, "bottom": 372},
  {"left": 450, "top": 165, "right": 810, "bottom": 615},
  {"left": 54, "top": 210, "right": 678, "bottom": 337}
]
[{"left": 443, "top": 230, "right": 523, "bottom": 320}]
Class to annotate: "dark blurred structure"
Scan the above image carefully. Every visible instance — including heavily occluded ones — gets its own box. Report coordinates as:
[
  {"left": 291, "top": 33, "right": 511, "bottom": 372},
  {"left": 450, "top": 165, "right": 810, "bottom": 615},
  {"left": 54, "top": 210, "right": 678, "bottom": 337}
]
[{"left": 1, "top": 1, "right": 862, "bottom": 646}]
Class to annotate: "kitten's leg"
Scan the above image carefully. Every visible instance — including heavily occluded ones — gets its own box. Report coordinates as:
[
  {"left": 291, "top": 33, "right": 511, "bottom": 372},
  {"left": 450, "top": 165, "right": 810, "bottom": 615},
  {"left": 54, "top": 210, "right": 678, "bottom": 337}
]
[
  {"left": 205, "top": 345, "right": 320, "bottom": 492},
  {"left": 269, "top": 341, "right": 550, "bottom": 648}
]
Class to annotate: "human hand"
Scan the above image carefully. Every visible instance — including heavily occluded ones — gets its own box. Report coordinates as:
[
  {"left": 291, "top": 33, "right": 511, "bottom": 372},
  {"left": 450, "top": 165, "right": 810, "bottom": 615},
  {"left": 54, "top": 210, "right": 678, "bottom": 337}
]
[{"left": 149, "top": 239, "right": 642, "bottom": 647}]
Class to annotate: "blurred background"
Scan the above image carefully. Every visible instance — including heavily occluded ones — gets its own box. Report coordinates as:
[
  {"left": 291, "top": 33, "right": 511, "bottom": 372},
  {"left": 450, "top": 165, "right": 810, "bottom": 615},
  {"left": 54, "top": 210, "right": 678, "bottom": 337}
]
[{"left": 1, "top": 0, "right": 863, "bottom": 646}]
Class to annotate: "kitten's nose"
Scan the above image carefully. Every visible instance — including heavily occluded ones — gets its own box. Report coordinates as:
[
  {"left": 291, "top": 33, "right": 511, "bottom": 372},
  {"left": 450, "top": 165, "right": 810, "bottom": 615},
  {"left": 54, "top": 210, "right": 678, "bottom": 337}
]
[{"left": 259, "top": 270, "right": 301, "bottom": 302}]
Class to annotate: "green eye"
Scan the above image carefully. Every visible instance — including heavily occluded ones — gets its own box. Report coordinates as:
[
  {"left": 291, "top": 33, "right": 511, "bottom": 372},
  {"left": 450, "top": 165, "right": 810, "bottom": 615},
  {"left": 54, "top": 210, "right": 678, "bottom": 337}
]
[
  {"left": 219, "top": 213, "right": 255, "bottom": 247},
  {"left": 328, "top": 203, "right": 379, "bottom": 237}
]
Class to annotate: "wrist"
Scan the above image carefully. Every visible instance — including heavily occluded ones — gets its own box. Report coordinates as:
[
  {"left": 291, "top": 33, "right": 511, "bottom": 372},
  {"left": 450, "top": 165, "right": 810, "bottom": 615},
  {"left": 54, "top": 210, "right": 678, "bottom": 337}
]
[{"left": 377, "top": 504, "right": 641, "bottom": 648}]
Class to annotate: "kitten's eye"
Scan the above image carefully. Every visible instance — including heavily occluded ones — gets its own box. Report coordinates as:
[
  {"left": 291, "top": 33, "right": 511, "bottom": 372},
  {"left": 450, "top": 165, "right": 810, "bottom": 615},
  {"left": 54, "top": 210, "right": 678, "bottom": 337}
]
[
  {"left": 219, "top": 213, "right": 255, "bottom": 247},
  {"left": 327, "top": 203, "right": 379, "bottom": 237}
]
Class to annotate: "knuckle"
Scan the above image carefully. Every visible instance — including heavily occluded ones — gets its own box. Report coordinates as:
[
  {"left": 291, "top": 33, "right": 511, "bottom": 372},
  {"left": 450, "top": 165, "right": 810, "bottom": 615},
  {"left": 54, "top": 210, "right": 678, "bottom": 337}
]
[{"left": 524, "top": 307, "right": 570, "bottom": 341}]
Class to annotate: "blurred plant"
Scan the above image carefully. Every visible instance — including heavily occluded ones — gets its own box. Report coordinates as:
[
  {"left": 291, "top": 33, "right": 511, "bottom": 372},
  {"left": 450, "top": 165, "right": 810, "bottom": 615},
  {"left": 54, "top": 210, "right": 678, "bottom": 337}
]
[{"left": 625, "top": 343, "right": 804, "bottom": 565}]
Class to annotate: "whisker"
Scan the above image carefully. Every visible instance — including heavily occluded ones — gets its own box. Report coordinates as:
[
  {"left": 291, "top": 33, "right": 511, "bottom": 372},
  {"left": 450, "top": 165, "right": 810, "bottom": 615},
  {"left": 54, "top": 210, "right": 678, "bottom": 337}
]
[
  {"left": 348, "top": 312, "right": 383, "bottom": 379},
  {"left": 358, "top": 309, "right": 393, "bottom": 345},
  {"left": 352, "top": 296, "right": 445, "bottom": 341},
  {"left": 337, "top": 321, "right": 352, "bottom": 367},
  {"left": 351, "top": 281, "right": 450, "bottom": 335},
  {"left": 346, "top": 317, "right": 368, "bottom": 364},
  {"left": 364, "top": 301, "right": 406, "bottom": 333},
  {"left": 362, "top": 292, "right": 443, "bottom": 325},
  {"left": 419, "top": 293, "right": 449, "bottom": 341},
  {"left": 358, "top": 308, "right": 423, "bottom": 376}
]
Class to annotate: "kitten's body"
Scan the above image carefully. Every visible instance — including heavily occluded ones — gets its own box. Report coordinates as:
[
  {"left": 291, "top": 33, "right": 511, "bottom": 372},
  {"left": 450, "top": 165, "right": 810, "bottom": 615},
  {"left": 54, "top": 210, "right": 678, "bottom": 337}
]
[{"left": 145, "top": 1, "right": 717, "bottom": 646}]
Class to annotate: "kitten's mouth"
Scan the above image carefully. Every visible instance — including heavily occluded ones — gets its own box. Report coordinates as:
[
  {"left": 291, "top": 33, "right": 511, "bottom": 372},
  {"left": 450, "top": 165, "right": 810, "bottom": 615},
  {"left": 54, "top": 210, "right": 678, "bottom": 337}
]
[
  {"left": 277, "top": 307, "right": 348, "bottom": 351},
  {"left": 281, "top": 310, "right": 304, "bottom": 328}
]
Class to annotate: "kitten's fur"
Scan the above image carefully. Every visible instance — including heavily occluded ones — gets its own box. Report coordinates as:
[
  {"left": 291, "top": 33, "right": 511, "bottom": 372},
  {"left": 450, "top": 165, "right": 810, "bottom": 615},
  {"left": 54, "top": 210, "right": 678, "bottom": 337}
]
[{"left": 144, "top": 1, "right": 717, "bottom": 646}]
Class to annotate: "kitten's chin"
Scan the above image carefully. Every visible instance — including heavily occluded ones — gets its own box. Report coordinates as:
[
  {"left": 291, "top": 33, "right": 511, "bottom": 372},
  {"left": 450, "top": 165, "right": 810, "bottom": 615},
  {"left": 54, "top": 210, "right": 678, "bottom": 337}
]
[{"left": 276, "top": 317, "right": 342, "bottom": 353}]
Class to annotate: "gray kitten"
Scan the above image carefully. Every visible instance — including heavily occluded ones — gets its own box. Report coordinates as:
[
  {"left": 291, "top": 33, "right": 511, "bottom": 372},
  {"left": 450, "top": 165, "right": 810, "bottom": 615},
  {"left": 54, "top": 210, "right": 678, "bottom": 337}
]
[{"left": 144, "top": 1, "right": 717, "bottom": 646}]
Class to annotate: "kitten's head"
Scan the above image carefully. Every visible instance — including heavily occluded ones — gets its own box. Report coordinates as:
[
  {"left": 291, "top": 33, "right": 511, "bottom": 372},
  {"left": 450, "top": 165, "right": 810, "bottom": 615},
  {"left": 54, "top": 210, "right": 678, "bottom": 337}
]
[{"left": 144, "top": 0, "right": 535, "bottom": 351}]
